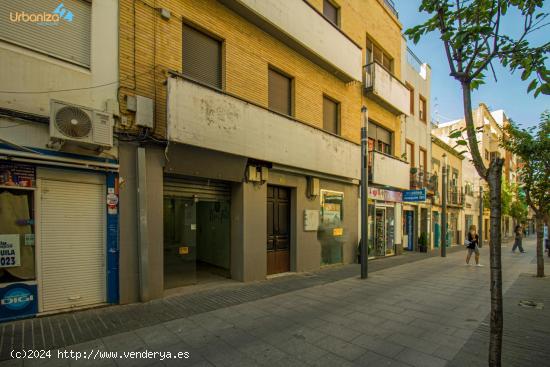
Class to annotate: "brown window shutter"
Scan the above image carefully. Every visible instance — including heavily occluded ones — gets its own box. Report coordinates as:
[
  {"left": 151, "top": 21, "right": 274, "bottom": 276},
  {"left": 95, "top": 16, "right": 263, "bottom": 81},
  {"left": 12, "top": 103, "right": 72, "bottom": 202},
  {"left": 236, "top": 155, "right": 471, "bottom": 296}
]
[
  {"left": 323, "top": 0, "right": 339, "bottom": 26},
  {"left": 183, "top": 25, "right": 222, "bottom": 89},
  {"left": 268, "top": 69, "right": 292, "bottom": 116},
  {"left": 323, "top": 97, "right": 339, "bottom": 135}
]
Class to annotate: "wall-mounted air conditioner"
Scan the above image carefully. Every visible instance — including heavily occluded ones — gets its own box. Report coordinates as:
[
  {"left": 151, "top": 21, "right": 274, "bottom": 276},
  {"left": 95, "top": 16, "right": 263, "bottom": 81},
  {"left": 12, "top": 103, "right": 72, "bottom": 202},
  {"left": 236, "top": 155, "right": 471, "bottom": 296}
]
[{"left": 50, "top": 100, "right": 113, "bottom": 148}]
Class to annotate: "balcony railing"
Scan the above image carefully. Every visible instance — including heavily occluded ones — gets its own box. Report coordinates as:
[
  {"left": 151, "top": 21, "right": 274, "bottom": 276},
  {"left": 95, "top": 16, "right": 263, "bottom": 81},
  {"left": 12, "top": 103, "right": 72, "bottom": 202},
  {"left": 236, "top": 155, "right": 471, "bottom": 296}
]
[
  {"left": 448, "top": 187, "right": 464, "bottom": 206},
  {"left": 410, "top": 171, "right": 437, "bottom": 193},
  {"left": 383, "top": 0, "right": 399, "bottom": 18},
  {"left": 364, "top": 62, "right": 410, "bottom": 116}
]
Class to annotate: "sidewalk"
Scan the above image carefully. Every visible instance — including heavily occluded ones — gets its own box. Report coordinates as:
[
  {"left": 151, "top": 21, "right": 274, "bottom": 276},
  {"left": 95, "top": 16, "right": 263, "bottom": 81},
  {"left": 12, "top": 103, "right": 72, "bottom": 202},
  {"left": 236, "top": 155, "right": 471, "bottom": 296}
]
[{"left": 0, "top": 249, "right": 438, "bottom": 362}]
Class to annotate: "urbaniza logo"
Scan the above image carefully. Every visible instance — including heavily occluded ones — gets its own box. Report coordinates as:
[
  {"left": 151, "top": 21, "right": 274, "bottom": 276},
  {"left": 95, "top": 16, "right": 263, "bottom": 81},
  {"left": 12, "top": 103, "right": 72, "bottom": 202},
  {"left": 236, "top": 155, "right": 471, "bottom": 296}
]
[{"left": 9, "top": 2, "right": 74, "bottom": 25}]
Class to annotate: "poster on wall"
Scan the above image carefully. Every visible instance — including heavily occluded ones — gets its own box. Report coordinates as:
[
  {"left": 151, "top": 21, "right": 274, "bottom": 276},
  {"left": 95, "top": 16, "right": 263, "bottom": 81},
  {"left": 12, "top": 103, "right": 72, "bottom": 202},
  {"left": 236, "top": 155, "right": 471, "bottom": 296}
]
[
  {"left": 0, "top": 234, "right": 21, "bottom": 268},
  {"left": 0, "top": 162, "right": 36, "bottom": 188},
  {"left": 0, "top": 283, "right": 38, "bottom": 322}
]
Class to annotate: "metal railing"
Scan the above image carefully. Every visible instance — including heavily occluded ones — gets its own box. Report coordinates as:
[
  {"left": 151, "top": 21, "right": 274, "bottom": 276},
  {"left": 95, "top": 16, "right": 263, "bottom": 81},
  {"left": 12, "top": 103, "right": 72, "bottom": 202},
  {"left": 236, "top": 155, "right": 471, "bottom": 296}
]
[
  {"left": 448, "top": 187, "right": 464, "bottom": 206},
  {"left": 410, "top": 171, "right": 438, "bottom": 192},
  {"left": 383, "top": 0, "right": 399, "bottom": 18},
  {"left": 406, "top": 47, "right": 423, "bottom": 74}
]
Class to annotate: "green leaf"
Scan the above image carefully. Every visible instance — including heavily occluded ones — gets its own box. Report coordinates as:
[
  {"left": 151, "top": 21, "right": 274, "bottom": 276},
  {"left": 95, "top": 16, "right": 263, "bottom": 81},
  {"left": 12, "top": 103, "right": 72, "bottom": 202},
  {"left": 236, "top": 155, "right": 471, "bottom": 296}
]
[{"left": 527, "top": 79, "right": 538, "bottom": 93}]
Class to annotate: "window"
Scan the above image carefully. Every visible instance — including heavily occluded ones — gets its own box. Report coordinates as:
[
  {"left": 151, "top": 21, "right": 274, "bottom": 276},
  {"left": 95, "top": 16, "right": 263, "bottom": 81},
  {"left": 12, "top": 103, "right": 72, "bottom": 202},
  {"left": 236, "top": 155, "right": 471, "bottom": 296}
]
[
  {"left": 0, "top": 0, "right": 91, "bottom": 67},
  {"left": 419, "top": 95, "right": 427, "bottom": 122},
  {"left": 406, "top": 141, "right": 415, "bottom": 166},
  {"left": 183, "top": 25, "right": 222, "bottom": 89},
  {"left": 323, "top": 96, "right": 340, "bottom": 135},
  {"left": 419, "top": 147, "right": 427, "bottom": 173},
  {"left": 485, "top": 149, "right": 490, "bottom": 160},
  {"left": 268, "top": 68, "right": 293, "bottom": 116},
  {"left": 323, "top": 0, "right": 340, "bottom": 27},
  {"left": 368, "top": 122, "right": 392, "bottom": 155},
  {"left": 406, "top": 83, "right": 415, "bottom": 115},
  {"left": 366, "top": 38, "right": 393, "bottom": 72}
]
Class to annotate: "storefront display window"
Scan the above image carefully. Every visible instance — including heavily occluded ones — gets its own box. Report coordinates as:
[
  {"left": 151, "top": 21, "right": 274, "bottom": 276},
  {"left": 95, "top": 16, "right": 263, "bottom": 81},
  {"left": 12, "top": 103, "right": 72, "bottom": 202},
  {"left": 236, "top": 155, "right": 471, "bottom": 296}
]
[{"left": 320, "top": 190, "right": 344, "bottom": 265}]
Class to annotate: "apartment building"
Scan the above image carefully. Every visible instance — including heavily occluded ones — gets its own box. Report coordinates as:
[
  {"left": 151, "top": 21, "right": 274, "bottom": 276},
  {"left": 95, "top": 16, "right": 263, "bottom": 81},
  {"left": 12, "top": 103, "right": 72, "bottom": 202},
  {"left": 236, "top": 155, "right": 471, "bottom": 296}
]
[
  {"left": 400, "top": 44, "right": 433, "bottom": 252},
  {"left": 431, "top": 136, "right": 465, "bottom": 248},
  {"left": 433, "top": 104, "right": 515, "bottom": 243},
  {"left": 116, "top": 0, "right": 410, "bottom": 303},
  {"left": 0, "top": 0, "right": 119, "bottom": 320}
]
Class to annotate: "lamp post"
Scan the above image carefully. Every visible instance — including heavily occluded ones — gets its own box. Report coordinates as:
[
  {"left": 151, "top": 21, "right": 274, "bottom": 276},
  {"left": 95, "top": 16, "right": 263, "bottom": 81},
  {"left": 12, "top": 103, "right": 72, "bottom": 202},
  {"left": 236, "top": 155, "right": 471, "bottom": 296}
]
[
  {"left": 360, "top": 106, "right": 369, "bottom": 279},
  {"left": 441, "top": 153, "right": 448, "bottom": 257}
]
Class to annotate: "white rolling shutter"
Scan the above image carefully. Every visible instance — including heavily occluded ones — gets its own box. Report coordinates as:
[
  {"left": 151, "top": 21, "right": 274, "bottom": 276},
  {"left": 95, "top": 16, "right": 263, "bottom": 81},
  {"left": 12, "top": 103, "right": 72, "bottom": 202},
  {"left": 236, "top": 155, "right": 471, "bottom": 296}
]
[{"left": 40, "top": 178, "right": 105, "bottom": 312}]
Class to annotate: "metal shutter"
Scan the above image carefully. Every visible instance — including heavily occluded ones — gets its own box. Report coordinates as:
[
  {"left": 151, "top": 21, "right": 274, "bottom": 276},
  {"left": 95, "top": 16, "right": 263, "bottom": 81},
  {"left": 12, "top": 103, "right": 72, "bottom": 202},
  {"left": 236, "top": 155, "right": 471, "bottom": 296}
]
[
  {"left": 323, "top": 96, "right": 339, "bottom": 134},
  {"left": 40, "top": 178, "right": 105, "bottom": 312},
  {"left": 268, "top": 69, "right": 291, "bottom": 115},
  {"left": 183, "top": 25, "right": 222, "bottom": 88},
  {"left": 164, "top": 176, "right": 230, "bottom": 202},
  {"left": 323, "top": 0, "right": 338, "bottom": 25},
  {"left": 0, "top": 0, "right": 91, "bottom": 67}
]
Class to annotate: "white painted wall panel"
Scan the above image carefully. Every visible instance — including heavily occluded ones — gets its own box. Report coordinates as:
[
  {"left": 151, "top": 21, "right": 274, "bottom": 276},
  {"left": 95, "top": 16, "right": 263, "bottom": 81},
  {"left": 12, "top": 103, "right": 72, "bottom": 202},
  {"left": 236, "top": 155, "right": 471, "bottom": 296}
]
[
  {"left": 371, "top": 63, "right": 410, "bottom": 115},
  {"left": 167, "top": 77, "right": 360, "bottom": 180},
  {"left": 372, "top": 151, "right": 410, "bottom": 189}
]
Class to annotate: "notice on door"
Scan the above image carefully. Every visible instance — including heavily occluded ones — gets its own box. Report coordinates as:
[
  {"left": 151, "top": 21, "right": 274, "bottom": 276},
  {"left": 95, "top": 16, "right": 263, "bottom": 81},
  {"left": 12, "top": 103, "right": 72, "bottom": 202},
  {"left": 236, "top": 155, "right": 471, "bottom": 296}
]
[{"left": 0, "top": 235, "right": 20, "bottom": 268}]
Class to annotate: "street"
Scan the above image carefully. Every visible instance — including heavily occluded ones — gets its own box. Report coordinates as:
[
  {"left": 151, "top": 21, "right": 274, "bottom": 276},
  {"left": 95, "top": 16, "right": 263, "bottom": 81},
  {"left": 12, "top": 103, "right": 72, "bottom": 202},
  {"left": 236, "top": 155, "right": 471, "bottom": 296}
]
[{"left": 1, "top": 238, "right": 548, "bottom": 367}]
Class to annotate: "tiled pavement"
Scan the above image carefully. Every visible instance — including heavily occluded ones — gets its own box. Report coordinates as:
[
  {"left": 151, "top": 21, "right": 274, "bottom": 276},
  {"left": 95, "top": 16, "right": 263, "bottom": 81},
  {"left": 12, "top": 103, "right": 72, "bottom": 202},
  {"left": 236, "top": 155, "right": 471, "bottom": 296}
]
[{"left": 1, "top": 239, "right": 545, "bottom": 366}]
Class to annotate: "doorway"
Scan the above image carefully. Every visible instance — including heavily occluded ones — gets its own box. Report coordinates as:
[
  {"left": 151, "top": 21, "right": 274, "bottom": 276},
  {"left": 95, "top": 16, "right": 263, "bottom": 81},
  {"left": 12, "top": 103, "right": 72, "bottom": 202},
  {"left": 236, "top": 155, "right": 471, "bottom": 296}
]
[
  {"left": 374, "top": 208, "right": 386, "bottom": 256},
  {"left": 267, "top": 185, "right": 290, "bottom": 275}
]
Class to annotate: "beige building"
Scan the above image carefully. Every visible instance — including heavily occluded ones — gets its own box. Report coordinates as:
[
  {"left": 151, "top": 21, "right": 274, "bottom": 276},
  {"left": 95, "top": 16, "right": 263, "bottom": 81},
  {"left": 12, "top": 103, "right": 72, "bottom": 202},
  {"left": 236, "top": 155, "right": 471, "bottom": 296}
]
[{"left": 116, "top": 0, "right": 412, "bottom": 303}]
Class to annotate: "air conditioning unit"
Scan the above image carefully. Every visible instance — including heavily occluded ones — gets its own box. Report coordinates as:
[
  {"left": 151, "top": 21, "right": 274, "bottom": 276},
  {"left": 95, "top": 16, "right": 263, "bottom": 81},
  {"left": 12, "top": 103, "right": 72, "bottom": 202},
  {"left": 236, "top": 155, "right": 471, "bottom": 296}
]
[{"left": 50, "top": 100, "right": 113, "bottom": 148}]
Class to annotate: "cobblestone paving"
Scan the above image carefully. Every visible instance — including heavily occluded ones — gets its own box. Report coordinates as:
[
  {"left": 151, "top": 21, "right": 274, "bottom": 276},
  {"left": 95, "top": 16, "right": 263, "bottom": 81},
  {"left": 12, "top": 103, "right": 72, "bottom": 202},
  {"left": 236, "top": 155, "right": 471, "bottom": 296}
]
[{"left": 1, "top": 240, "right": 544, "bottom": 367}]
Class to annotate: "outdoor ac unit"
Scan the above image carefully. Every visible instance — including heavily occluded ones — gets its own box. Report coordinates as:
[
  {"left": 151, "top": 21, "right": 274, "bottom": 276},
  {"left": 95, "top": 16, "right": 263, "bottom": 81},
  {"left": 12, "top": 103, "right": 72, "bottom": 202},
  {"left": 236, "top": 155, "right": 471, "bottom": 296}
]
[{"left": 50, "top": 100, "right": 113, "bottom": 148}]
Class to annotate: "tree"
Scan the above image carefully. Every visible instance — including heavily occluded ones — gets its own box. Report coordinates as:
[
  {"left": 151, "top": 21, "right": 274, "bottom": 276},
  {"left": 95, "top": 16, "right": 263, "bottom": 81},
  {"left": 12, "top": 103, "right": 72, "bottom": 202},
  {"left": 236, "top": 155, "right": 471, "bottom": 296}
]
[
  {"left": 503, "top": 111, "right": 550, "bottom": 277},
  {"left": 405, "top": 2, "right": 549, "bottom": 366},
  {"left": 510, "top": 196, "right": 528, "bottom": 225}
]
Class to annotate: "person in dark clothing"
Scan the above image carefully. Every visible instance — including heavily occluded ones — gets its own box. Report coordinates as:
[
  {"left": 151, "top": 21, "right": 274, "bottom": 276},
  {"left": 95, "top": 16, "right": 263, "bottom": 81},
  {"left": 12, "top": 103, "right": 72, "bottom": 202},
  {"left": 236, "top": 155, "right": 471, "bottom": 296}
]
[
  {"left": 466, "top": 225, "right": 482, "bottom": 266},
  {"left": 512, "top": 224, "right": 525, "bottom": 253}
]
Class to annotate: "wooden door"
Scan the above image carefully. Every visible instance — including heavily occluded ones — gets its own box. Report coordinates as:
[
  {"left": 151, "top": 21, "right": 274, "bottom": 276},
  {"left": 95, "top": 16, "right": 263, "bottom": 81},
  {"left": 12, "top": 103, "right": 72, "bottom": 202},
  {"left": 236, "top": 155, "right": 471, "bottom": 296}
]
[{"left": 267, "top": 186, "right": 290, "bottom": 275}]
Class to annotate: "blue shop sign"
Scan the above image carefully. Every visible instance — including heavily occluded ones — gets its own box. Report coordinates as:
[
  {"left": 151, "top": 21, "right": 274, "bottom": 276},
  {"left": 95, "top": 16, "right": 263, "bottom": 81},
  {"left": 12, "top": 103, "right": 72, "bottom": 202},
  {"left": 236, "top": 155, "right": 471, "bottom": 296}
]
[
  {"left": 402, "top": 189, "right": 427, "bottom": 202},
  {"left": 0, "top": 283, "right": 37, "bottom": 322}
]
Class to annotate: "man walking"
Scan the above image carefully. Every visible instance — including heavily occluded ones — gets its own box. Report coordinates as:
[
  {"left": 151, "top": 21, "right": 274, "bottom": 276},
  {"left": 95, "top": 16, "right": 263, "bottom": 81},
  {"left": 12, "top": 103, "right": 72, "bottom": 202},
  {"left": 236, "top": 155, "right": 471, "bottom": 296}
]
[{"left": 512, "top": 224, "right": 526, "bottom": 253}]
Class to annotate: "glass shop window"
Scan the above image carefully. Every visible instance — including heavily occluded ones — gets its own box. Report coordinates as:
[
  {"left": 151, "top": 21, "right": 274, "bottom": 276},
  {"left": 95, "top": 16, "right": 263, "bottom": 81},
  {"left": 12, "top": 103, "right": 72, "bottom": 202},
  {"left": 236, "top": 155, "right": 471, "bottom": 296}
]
[{"left": 319, "top": 190, "right": 344, "bottom": 265}]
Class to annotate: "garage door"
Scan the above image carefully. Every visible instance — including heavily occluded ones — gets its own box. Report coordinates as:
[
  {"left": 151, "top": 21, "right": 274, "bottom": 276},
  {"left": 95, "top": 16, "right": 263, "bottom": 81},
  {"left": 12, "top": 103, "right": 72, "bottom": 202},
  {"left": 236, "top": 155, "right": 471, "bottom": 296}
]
[{"left": 40, "top": 178, "right": 105, "bottom": 312}]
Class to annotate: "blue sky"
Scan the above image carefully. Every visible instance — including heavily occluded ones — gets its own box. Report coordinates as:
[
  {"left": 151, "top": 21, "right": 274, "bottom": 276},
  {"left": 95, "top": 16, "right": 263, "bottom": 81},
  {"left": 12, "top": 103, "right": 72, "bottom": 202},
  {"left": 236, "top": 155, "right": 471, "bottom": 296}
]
[{"left": 397, "top": 1, "right": 549, "bottom": 129}]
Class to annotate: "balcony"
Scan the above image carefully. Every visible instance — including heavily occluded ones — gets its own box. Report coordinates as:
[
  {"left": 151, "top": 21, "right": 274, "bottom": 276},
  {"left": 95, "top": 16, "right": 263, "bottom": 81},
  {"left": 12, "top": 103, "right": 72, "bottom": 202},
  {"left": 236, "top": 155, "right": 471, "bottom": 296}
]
[
  {"left": 410, "top": 171, "right": 437, "bottom": 194},
  {"left": 383, "top": 0, "right": 399, "bottom": 18},
  {"left": 364, "top": 62, "right": 410, "bottom": 116},
  {"left": 166, "top": 75, "right": 361, "bottom": 180},
  {"left": 448, "top": 187, "right": 464, "bottom": 207},
  {"left": 218, "top": 0, "right": 362, "bottom": 82},
  {"left": 368, "top": 151, "right": 410, "bottom": 190}
]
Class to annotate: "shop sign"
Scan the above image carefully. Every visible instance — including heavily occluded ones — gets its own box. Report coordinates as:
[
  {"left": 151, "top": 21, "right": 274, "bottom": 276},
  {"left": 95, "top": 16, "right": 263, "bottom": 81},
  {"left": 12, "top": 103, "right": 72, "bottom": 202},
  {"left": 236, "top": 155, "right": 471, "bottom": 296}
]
[
  {"left": 403, "top": 189, "right": 427, "bottom": 202},
  {"left": 0, "top": 283, "right": 38, "bottom": 322},
  {"left": 368, "top": 187, "right": 402, "bottom": 202},
  {"left": 0, "top": 162, "right": 35, "bottom": 188},
  {"left": 0, "top": 235, "right": 20, "bottom": 268}
]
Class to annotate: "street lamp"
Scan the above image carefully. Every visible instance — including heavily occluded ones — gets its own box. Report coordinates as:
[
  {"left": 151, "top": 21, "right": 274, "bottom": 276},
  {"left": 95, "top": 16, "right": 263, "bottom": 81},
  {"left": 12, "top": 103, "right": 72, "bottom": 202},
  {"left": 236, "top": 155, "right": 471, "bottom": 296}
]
[
  {"left": 441, "top": 153, "right": 448, "bottom": 257},
  {"left": 360, "top": 106, "right": 369, "bottom": 279}
]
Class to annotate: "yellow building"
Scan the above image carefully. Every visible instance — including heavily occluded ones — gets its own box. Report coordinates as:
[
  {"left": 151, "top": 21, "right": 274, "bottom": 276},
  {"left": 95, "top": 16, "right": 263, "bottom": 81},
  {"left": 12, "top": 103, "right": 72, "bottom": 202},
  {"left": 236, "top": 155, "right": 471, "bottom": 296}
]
[
  {"left": 117, "top": 0, "right": 412, "bottom": 303},
  {"left": 431, "top": 135, "right": 465, "bottom": 249}
]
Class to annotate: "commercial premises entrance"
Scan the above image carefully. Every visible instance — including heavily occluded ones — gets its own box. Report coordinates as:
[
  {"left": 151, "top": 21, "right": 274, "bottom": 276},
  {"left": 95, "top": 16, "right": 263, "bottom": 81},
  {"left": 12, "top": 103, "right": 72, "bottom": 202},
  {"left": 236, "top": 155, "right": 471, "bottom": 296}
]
[{"left": 163, "top": 176, "right": 231, "bottom": 289}]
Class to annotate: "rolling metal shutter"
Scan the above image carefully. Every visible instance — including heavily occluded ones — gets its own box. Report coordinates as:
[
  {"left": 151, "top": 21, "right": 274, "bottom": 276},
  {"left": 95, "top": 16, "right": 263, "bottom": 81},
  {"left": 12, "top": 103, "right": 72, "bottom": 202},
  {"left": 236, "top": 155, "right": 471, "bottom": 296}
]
[
  {"left": 40, "top": 178, "right": 105, "bottom": 312},
  {"left": 0, "top": 0, "right": 91, "bottom": 67},
  {"left": 323, "top": 96, "right": 339, "bottom": 134},
  {"left": 183, "top": 24, "right": 222, "bottom": 88},
  {"left": 164, "top": 176, "right": 230, "bottom": 202},
  {"left": 268, "top": 68, "right": 292, "bottom": 115}
]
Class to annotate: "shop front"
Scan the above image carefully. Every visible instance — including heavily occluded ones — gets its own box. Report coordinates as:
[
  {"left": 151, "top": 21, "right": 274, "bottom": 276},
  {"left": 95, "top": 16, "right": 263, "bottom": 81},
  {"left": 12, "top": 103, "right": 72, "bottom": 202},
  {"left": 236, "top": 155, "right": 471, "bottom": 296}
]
[
  {"left": 0, "top": 156, "right": 119, "bottom": 322},
  {"left": 367, "top": 187, "right": 402, "bottom": 258}
]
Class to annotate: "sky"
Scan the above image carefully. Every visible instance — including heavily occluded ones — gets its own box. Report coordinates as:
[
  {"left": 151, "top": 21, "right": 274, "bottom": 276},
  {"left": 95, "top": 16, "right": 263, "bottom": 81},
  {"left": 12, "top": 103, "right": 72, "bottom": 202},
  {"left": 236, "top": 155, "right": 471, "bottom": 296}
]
[{"left": 396, "top": 1, "right": 550, "bottom": 129}]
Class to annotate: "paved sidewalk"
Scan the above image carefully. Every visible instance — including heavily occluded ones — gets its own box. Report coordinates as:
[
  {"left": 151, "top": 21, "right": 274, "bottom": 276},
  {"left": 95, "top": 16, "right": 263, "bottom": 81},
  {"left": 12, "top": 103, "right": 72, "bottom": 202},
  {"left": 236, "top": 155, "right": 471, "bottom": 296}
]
[
  {"left": 0, "top": 248, "right": 450, "bottom": 362},
  {"left": 1, "top": 239, "right": 543, "bottom": 366}
]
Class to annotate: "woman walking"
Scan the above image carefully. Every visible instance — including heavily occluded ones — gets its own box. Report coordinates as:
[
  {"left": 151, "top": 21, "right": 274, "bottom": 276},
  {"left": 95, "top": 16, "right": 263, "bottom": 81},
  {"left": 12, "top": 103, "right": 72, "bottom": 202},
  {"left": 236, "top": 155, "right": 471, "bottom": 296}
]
[
  {"left": 466, "top": 225, "right": 482, "bottom": 266},
  {"left": 512, "top": 224, "right": 525, "bottom": 253}
]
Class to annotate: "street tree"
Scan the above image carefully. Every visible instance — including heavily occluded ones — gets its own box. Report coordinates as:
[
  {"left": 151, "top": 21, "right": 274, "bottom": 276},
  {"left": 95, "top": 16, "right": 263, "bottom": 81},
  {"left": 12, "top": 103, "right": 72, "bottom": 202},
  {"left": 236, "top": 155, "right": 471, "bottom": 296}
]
[
  {"left": 405, "top": 1, "right": 549, "bottom": 366},
  {"left": 503, "top": 111, "right": 550, "bottom": 277}
]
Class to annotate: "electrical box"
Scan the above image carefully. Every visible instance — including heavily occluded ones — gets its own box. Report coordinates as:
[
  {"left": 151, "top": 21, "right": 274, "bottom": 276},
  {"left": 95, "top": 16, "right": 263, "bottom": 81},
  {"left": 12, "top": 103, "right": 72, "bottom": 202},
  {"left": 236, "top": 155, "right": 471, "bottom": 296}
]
[
  {"left": 307, "top": 177, "right": 320, "bottom": 198},
  {"left": 304, "top": 210, "right": 320, "bottom": 231},
  {"left": 126, "top": 95, "right": 137, "bottom": 112},
  {"left": 260, "top": 166, "right": 269, "bottom": 182},
  {"left": 247, "top": 165, "right": 260, "bottom": 182},
  {"left": 136, "top": 95, "right": 154, "bottom": 129}
]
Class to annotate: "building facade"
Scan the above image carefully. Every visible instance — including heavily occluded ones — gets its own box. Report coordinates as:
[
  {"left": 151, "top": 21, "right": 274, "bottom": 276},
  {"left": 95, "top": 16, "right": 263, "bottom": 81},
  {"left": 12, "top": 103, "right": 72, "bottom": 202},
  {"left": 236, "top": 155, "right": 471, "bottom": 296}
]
[
  {"left": 431, "top": 136, "right": 464, "bottom": 249},
  {"left": 400, "top": 44, "right": 433, "bottom": 252},
  {"left": 0, "top": 0, "right": 119, "bottom": 320},
  {"left": 116, "top": 0, "right": 411, "bottom": 303}
]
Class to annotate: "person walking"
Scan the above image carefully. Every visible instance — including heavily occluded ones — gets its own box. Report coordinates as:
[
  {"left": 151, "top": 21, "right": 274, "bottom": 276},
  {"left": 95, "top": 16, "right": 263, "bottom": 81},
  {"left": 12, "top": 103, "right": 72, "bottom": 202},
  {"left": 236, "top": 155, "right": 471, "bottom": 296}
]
[
  {"left": 512, "top": 224, "right": 526, "bottom": 253},
  {"left": 466, "top": 225, "right": 482, "bottom": 266}
]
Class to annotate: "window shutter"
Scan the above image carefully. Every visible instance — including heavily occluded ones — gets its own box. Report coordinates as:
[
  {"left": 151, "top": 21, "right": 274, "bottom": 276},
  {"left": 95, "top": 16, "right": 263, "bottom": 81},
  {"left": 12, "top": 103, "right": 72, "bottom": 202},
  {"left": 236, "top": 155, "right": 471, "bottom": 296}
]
[
  {"left": 323, "top": 97, "right": 339, "bottom": 134},
  {"left": 268, "top": 69, "right": 291, "bottom": 116},
  {"left": 183, "top": 25, "right": 222, "bottom": 89},
  {"left": 0, "top": 0, "right": 91, "bottom": 67},
  {"left": 376, "top": 126, "right": 391, "bottom": 145},
  {"left": 323, "top": 0, "right": 338, "bottom": 26}
]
